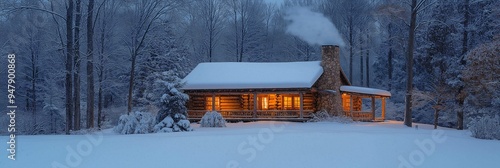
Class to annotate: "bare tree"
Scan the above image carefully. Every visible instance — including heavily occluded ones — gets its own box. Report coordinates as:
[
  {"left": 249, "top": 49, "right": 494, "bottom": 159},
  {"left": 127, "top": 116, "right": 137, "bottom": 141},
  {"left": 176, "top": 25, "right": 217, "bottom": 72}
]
[
  {"left": 196, "top": 0, "right": 227, "bottom": 62},
  {"left": 65, "top": 0, "right": 74, "bottom": 134},
  {"left": 413, "top": 79, "right": 449, "bottom": 129},
  {"left": 322, "top": 0, "right": 371, "bottom": 84},
  {"left": 374, "top": 2, "right": 407, "bottom": 91},
  {"left": 404, "top": 0, "right": 418, "bottom": 127},
  {"left": 125, "top": 0, "right": 177, "bottom": 113},
  {"left": 226, "top": 0, "right": 266, "bottom": 62},
  {"left": 365, "top": 33, "right": 371, "bottom": 87},
  {"left": 404, "top": 0, "right": 434, "bottom": 127},
  {"left": 455, "top": 0, "right": 470, "bottom": 130},
  {"left": 95, "top": 0, "right": 117, "bottom": 128},
  {"left": 228, "top": 0, "right": 240, "bottom": 61},
  {"left": 86, "top": 0, "right": 95, "bottom": 128},
  {"left": 73, "top": 0, "right": 82, "bottom": 131}
]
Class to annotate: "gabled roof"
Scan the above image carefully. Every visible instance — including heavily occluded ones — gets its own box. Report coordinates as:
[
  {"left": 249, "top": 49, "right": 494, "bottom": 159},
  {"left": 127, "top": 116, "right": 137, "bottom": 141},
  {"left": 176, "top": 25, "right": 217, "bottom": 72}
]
[
  {"left": 340, "top": 86, "right": 391, "bottom": 97},
  {"left": 182, "top": 61, "right": 323, "bottom": 90}
]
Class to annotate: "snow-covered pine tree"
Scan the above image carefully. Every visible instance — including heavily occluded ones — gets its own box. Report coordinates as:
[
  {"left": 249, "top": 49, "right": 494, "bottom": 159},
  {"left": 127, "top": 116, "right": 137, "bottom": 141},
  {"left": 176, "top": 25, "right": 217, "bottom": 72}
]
[
  {"left": 151, "top": 71, "right": 192, "bottom": 132},
  {"left": 133, "top": 20, "right": 190, "bottom": 109}
]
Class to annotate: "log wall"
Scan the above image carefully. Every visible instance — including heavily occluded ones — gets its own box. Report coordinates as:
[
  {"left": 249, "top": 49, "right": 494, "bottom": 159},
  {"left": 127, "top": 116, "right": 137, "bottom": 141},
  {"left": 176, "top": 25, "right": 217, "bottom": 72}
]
[{"left": 186, "top": 92, "right": 316, "bottom": 119}]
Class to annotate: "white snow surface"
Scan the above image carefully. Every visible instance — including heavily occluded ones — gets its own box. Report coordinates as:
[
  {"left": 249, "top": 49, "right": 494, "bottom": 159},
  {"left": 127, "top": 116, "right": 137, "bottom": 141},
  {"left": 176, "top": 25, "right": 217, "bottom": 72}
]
[
  {"left": 340, "top": 85, "right": 392, "bottom": 97},
  {"left": 182, "top": 61, "right": 323, "bottom": 90},
  {"left": 3, "top": 121, "right": 500, "bottom": 168}
]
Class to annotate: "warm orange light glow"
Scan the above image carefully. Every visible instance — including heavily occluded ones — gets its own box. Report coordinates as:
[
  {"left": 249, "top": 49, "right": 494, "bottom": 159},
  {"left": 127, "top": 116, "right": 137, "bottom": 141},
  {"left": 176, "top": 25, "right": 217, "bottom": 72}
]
[
  {"left": 206, "top": 97, "right": 220, "bottom": 110},
  {"left": 284, "top": 95, "right": 301, "bottom": 110},
  {"left": 293, "top": 97, "right": 300, "bottom": 109},
  {"left": 284, "top": 96, "right": 292, "bottom": 109},
  {"left": 262, "top": 97, "right": 268, "bottom": 109},
  {"left": 342, "top": 94, "right": 351, "bottom": 111}
]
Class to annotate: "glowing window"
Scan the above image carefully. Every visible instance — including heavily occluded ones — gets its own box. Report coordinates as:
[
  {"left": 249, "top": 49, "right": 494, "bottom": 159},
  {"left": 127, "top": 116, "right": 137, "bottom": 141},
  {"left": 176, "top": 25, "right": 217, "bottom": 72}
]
[
  {"left": 284, "top": 95, "right": 301, "bottom": 110},
  {"left": 206, "top": 97, "right": 220, "bottom": 110},
  {"left": 342, "top": 94, "right": 351, "bottom": 111},
  {"left": 261, "top": 97, "right": 268, "bottom": 110},
  {"left": 293, "top": 97, "right": 300, "bottom": 109},
  {"left": 284, "top": 97, "right": 293, "bottom": 109}
]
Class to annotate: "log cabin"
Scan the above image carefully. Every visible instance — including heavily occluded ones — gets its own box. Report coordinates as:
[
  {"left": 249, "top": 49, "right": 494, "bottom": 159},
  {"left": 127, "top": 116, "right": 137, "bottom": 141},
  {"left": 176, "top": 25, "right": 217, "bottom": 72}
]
[{"left": 182, "top": 45, "right": 391, "bottom": 121}]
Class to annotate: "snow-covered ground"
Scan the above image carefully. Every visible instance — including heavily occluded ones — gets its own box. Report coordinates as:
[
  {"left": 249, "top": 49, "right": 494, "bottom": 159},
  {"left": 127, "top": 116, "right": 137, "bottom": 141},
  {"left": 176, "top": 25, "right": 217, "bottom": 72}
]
[{"left": 2, "top": 121, "right": 500, "bottom": 168}]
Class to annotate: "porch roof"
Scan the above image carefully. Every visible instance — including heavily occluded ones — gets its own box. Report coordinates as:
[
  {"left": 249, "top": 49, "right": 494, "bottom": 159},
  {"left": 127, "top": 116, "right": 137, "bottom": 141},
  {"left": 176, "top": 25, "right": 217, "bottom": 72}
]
[
  {"left": 182, "top": 61, "right": 323, "bottom": 90},
  {"left": 340, "top": 86, "right": 391, "bottom": 97}
]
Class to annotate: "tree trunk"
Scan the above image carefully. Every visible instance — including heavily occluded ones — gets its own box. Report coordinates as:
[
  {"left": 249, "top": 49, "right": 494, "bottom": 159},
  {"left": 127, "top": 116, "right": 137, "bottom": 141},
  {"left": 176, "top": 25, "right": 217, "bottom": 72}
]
[
  {"left": 366, "top": 33, "right": 370, "bottom": 87},
  {"left": 97, "top": 0, "right": 107, "bottom": 129},
  {"left": 86, "top": 0, "right": 95, "bottom": 129},
  {"left": 30, "top": 50, "right": 38, "bottom": 129},
  {"left": 65, "top": 0, "right": 74, "bottom": 134},
  {"left": 208, "top": 0, "right": 214, "bottom": 62},
  {"left": 360, "top": 33, "right": 364, "bottom": 86},
  {"left": 239, "top": 8, "right": 245, "bottom": 62},
  {"left": 98, "top": 72, "right": 103, "bottom": 128},
  {"left": 73, "top": 0, "right": 82, "bottom": 130},
  {"left": 125, "top": 1, "right": 162, "bottom": 114},
  {"left": 388, "top": 23, "right": 393, "bottom": 90},
  {"left": 232, "top": 0, "right": 239, "bottom": 62},
  {"left": 404, "top": 0, "right": 417, "bottom": 127},
  {"left": 456, "top": 0, "right": 470, "bottom": 130},
  {"left": 457, "top": 108, "right": 464, "bottom": 130},
  {"left": 457, "top": 88, "right": 465, "bottom": 130},
  {"left": 127, "top": 52, "right": 137, "bottom": 114},
  {"left": 349, "top": 17, "right": 353, "bottom": 83},
  {"left": 461, "top": 0, "right": 469, "bottom": 56},
  {"left": 434, "top": 109, "right": 439, "bottom": 129}
]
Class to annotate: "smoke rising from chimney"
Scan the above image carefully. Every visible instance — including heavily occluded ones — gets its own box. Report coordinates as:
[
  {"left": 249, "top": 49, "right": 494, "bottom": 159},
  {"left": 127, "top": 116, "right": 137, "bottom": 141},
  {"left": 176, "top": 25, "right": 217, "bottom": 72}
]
[{"left": 284, "top": 7, "right": 345, "bottom": 47}]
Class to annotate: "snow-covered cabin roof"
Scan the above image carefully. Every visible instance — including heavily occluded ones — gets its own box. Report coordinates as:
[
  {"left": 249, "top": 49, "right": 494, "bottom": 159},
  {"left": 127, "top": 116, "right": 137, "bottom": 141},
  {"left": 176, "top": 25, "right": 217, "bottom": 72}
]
[
  {"left": 340, "top": 86, "right": 391, "bottom": 97},
  {"left": 182, "top": 61, "right": 323, "bottom": 90}
]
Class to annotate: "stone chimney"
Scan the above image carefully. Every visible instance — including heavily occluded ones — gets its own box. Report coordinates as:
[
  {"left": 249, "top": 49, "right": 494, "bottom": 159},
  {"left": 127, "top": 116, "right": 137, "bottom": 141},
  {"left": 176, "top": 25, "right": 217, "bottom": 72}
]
[{"left": 316, "top": 45, "right": 342, "bottom": 116}]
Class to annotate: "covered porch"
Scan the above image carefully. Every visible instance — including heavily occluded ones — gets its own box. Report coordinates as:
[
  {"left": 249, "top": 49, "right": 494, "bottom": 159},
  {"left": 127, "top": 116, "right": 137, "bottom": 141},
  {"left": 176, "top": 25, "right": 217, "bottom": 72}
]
[
  {"left": 340, "top": 86, "right": 391, "bottom": 122},
  {"left": 186, "top": 89, "right": 316, "bottom": 121}
]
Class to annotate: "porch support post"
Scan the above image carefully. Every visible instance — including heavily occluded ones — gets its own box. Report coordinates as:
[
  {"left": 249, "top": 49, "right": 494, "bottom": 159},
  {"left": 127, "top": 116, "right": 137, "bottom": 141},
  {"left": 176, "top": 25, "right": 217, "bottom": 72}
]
[
  {"left": 349, "top": 94, "right": 353, "bottom": 117},
  {"left": 211, "top": 93, "right": 216, "bottom": 111},
  {"left": 299, "top": 92, "right": 304, "bottom": 118},
  {"left": 382, "top": 97, "right": 386, "bottom": 120},
  {"left": 371, "top": 96, "right": 375, "bottom": 121},
  {"left": 253, "top": 92, "right": 257, "bottom": 118}
]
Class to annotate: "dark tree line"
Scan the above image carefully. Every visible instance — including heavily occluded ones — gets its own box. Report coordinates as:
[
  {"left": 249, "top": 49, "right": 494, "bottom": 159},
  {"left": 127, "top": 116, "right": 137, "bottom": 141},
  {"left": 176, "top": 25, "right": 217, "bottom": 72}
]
[{"left": 0, "top": 0, "right": 497, "bottom": 134}]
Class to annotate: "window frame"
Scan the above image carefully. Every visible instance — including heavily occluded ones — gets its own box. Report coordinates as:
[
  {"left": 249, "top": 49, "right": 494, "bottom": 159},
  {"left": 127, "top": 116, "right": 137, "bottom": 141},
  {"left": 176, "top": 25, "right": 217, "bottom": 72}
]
[
  {"left": 206, "top": 96, "right": 220, "bottom": 111},
  {"left": 258, "top": 95, "right": 269, "bottom": 110},
  {"left": 282, "top": 94, "right": 301, "bottom": 110}
]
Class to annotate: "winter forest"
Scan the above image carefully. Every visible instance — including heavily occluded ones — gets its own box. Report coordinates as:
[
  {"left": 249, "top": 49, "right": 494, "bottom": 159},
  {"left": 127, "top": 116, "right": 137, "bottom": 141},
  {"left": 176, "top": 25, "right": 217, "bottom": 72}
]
[{"left": 0, "top": 0, "right": 498, "bottom": 136}]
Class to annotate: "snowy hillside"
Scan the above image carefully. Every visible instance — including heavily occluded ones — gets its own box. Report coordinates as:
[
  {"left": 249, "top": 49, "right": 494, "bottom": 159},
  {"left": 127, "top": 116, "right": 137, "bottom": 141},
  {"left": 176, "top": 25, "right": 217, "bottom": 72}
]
[{"left": 2, "top": 121, "right": 499, "bottom": 168}]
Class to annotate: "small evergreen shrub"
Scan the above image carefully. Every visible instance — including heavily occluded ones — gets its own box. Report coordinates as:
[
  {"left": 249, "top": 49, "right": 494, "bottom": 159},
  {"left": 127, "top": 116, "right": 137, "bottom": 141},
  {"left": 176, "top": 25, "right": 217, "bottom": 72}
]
[
  {"left": 154, "top": 113, "right": 192, "bottom": 132},
  {"left": 309, "top": 110, "right": 353, "bottom": 123},
  {"left": 469, "top": 115, "right": 500, "bottom": 140},
  {"left": 200, "top": 111, "right": 227, "bottom": 127},
  {"left": 114, "top": 111, "right": 155, "bottom": 134}
]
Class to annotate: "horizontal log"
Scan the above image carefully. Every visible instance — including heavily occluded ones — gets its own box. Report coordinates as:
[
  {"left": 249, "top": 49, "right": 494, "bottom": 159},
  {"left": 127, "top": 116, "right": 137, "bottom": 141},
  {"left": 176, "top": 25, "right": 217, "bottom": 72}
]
[{"left": 221, "top": 96, "right": 240, "bottom": 98}]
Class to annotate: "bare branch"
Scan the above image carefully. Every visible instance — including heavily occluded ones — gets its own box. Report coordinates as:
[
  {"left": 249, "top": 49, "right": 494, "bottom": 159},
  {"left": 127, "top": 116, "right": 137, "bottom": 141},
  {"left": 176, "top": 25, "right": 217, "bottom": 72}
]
[
  {"left": 13, "top": 6, "right": 66, "bottom": 21},
  {"left": 415, "top": 0, "right": 428, "bottom": 11},
  {"left": 417, "top": 0, "right": 437, "bottom": 12}
]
